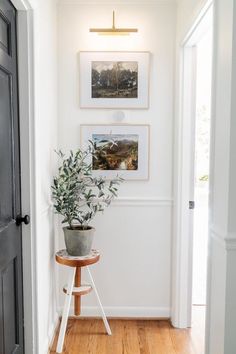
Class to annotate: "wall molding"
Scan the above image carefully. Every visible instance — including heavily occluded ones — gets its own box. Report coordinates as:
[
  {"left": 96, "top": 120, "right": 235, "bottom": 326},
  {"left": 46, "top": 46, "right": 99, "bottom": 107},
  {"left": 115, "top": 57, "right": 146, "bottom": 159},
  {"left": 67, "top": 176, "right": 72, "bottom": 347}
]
[
  {"left": 112, "top": 197, "right": 173, "bottom": 207},
  {"left": 16, "top": 5, "right": 38, "bottom": 354},
  {"left": 58, "top": 306, "right": 170, "bottom": 318},
  {"left": 58, "top": 0, "right": 176, "bottom": 5},
  {"left": 210, "top": 226, "right": 236, "bottom": 251},
  {"left": 45, "top": 198, "right": 173, "bottom": 212},
  {"left": 225, "top": 238, "right": 236, "bottom": 251},
  {"left": 111, "top": 197, "right": 173, "bottom": 207},
  {"left": 210, "top": 226, "right": 226, "bottom": 248}
]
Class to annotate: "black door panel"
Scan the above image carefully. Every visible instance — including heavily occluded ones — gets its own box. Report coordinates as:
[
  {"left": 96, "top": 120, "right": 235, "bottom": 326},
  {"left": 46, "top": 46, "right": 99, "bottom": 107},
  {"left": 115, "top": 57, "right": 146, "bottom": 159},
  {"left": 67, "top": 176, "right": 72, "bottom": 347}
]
[{"left": 0, "top": 68, "right": 14, "bottom": 224}]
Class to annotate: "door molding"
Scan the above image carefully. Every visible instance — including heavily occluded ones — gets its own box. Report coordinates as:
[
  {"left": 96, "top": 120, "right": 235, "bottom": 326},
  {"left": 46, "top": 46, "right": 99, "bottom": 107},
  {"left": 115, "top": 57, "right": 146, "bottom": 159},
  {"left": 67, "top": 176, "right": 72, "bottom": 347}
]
[
  {"left": 11, "top": 1, "right": 37, "bottom": 353},
  {"left": 171, "top": 0, "right": 213, "bottom": 328},
  {"left": 171, "top": 44, "right": 197, "bottom": 329}
]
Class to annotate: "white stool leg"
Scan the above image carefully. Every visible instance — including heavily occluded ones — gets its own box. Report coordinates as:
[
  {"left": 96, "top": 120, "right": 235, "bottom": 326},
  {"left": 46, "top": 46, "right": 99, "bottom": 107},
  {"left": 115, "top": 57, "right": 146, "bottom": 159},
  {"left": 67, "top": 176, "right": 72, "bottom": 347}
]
[
  {"left": 56, "top": 267, "right": 76, "bottom": 353},
  {"left": 86, "top": 266, "right": 112, "bottom": 335}
]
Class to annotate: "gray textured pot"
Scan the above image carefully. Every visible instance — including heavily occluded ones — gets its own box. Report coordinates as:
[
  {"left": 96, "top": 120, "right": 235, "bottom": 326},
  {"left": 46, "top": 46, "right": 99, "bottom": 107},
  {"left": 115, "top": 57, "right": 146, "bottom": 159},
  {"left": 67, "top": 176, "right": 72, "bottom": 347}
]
[{"left": 63, "top": 226, "right": 95, "bottom": 256}]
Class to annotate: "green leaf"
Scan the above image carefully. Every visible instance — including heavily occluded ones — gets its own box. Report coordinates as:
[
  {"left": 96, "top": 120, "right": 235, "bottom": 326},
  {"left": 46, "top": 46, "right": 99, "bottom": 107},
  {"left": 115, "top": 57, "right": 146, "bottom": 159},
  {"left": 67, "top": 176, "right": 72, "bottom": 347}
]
[{"left": 51, "top": 146, "right": 124, "bottom": 226}]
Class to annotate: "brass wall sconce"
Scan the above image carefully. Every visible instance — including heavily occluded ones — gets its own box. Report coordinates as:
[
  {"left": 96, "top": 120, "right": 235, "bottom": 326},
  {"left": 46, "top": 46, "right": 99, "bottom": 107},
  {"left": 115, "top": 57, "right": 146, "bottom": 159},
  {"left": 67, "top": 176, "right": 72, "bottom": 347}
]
[{"left": 89, "top": 11, "right": 138, "bottom": 36}]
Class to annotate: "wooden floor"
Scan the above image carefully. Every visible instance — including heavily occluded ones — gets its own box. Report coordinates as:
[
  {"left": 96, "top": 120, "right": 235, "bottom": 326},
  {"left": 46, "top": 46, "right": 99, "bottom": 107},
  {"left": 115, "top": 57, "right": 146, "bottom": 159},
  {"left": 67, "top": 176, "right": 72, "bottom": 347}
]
[{"left": 50, "top": 306, "right": 205, "bottom": 354}]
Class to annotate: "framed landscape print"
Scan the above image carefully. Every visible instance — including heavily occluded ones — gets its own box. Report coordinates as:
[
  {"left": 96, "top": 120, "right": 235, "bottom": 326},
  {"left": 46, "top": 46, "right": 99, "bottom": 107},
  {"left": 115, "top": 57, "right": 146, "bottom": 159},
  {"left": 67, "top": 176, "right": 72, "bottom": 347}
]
[
  {"left": 80, "top": 124, "right": 150, "bottom": 180},
  {"left": 79, "top": 52, "right": 150, "bottom": 108}
]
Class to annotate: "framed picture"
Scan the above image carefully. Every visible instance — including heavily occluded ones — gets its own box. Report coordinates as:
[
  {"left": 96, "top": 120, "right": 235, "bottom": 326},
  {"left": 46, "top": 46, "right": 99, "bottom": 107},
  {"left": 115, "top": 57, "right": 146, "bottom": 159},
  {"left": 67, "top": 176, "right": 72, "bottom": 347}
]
[
  {"left": 80, "top": 124, "right": 150, "bottom": 180},
  {"left": 79, "top": 51, "right": 150, "bottom": 109}
]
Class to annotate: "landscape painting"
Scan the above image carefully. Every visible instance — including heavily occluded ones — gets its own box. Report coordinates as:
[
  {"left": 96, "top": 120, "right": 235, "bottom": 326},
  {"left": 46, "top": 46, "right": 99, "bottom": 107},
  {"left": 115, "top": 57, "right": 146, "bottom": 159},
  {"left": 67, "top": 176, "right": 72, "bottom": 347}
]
[
  {"left": 81, "top": 124, "right": 150, "bottom": 180},
  {"left": 91, "top": 61, "right": 138, "bottom": 99},
  {"left": 79, "top": 52, "right": 150, "bottom": 108},
  {"left": 92, "top": 133, "right": 139, "bottom": 170}
]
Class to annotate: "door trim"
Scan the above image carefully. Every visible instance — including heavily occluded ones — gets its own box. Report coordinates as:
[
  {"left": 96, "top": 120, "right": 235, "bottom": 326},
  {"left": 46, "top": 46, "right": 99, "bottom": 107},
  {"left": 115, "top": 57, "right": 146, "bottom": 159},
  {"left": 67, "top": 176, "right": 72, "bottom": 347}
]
[
  {"left": 11, "top": 1, "right": 37, "bottom": 353},
  {"left": 171, "top": 0, "right": 213, "bottom": 328}
]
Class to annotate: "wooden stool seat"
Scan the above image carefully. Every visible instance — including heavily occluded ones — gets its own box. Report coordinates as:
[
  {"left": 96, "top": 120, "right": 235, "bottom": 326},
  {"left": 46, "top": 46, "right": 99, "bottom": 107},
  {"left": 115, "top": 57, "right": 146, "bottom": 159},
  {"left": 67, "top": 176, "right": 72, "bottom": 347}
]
[
  {"left": 55, "top": 249, "right": 100, "bottom": 267},
  {"left": 55, "top": 249, "right": 111, "bottom": 353}
]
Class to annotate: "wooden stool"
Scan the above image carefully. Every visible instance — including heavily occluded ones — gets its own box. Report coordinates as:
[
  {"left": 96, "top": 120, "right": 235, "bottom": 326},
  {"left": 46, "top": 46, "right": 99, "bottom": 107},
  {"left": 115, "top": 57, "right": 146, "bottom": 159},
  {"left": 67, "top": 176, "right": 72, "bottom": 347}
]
[{"left": 55, "top": 249, "right": 112, "bottom": 353}]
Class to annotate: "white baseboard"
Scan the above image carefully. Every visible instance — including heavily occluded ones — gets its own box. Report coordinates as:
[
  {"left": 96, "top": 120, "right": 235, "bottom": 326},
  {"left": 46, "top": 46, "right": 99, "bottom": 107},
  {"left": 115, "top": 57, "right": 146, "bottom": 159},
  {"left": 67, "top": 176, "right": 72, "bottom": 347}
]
[{"left": 58, "top": 306, "right": 170, "bottom": 319}]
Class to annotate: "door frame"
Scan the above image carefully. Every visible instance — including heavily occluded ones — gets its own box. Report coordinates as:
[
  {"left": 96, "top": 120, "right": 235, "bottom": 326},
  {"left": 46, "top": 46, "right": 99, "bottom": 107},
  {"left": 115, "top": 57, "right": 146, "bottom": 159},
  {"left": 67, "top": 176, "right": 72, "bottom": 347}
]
[
  {"left": 11, "top": 1, "right": 37, "bottom": 353},
  {"left": 171, "top": 0, "right": 213, "bottom": 328}
]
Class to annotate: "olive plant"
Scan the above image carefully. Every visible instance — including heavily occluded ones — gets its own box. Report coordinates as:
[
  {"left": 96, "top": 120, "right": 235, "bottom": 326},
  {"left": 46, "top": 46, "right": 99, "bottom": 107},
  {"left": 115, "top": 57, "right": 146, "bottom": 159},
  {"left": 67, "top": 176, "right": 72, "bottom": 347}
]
[{"left": 52, "top": 142, "right": 123, "bottom": 229}]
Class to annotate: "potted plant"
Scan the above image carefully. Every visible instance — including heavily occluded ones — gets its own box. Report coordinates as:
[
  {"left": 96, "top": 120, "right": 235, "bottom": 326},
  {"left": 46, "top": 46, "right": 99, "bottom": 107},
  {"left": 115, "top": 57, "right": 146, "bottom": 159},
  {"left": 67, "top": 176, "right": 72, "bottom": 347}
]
[{"left": 52, "top": 142, "right": 123, "bottom": 256}]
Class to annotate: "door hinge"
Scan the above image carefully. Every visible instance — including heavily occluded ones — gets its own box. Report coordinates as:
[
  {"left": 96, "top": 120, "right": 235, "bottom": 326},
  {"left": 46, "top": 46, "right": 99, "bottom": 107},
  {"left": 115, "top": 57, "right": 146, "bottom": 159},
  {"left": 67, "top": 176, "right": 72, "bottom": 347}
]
[{"left": 189, "top": 201, "right": 195, "bottom": 210}]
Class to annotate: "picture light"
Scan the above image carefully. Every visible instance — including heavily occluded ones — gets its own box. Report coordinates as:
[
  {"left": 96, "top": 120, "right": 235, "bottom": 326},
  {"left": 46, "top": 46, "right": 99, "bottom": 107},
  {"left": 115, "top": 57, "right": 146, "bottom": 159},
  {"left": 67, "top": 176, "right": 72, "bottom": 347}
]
[{"left": 89, "top": 11, "right": 138, "bottom": 36}]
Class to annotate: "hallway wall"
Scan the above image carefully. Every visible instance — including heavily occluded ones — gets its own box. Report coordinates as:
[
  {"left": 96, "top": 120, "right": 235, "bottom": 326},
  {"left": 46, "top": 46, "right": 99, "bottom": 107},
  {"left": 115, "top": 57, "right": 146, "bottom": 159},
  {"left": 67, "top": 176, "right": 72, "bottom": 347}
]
[
  {"left": 206, "top": 0, "right": 236, "bottom": 352},
  {"left": 32, "top": 0, "right": 59, "bottom": 352},
  {"left": 175, "top": 0, "right": 236, "bottom": 353},
  {"left": 177, "top": 0, "right": 209, "bottom": 40},
  {"left": 57, "top": 2, "right": 176, "bottom": 317}
]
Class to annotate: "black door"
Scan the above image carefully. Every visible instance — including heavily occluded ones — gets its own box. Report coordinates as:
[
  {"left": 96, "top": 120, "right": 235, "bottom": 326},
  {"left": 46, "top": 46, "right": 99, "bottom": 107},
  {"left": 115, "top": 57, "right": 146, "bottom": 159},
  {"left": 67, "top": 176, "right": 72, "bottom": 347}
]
[{"left": 0, "top": 0, "right": 24, "bottom": 353}]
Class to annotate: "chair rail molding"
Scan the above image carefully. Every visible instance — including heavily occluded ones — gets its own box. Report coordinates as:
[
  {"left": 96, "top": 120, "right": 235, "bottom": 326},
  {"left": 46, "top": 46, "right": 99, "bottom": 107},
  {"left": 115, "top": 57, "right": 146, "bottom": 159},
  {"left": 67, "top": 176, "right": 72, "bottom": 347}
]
[
  {"left": 112, "top": 197, "right": 173, "bottom": 207},
  {"left": 209, "top": 226, "right": 227, "bottom": 248},
  {"left": 210, "top": 226, "right": 236, "bottom": 251},
  {"left": 58, "top": 0, "right": 176, "bottom": 5},
  {"left": 225, "top": 233, "right": 236, "bottom": 251}
]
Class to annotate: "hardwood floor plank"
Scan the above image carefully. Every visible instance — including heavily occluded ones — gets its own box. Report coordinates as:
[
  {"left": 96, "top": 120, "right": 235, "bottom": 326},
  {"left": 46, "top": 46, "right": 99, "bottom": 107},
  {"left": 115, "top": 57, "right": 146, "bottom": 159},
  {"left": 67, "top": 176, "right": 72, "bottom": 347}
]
[
  {"left": 145, "top": 320, "right": 175, "bottom": 354},
  {"left": 169, "top": 327, "right": 196, "bottom": 354},
  {"left": 137, "top": 320, "right": 150, "bottom": 354},
  {"left": 105, "top": 320, "right": 123, "bottom": 354},
  {"left": 49, "top": 308, "right": 205, "bottom": 354}
]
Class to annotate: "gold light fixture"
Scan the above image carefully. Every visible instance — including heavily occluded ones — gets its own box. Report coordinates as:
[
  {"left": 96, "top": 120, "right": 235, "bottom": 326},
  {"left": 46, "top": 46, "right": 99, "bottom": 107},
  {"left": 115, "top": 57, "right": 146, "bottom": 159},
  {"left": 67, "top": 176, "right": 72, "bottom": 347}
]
[{"left": 89, "top": 11, "right": 138, "bottom": 36}]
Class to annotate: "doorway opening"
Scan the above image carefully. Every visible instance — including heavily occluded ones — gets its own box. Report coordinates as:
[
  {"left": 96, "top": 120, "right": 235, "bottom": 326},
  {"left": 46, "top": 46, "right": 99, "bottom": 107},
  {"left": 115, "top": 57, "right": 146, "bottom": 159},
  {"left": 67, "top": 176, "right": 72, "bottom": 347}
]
[
  {"left": 171, "top": 0, "right": 213, "bottom": 340},
  {"left": 191, "top": 23, "right": 212, "bottom": 354}
]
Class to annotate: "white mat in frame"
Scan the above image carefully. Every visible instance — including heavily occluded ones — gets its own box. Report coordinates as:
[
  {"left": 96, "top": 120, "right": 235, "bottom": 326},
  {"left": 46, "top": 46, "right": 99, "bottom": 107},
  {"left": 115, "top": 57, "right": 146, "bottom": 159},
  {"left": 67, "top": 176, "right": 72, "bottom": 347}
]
[
  {"left": 79, "top": 51, "right": 150, "bottom": 109},
  {"left": 80, "top": 124, "right": 150, "bottom": 180}
]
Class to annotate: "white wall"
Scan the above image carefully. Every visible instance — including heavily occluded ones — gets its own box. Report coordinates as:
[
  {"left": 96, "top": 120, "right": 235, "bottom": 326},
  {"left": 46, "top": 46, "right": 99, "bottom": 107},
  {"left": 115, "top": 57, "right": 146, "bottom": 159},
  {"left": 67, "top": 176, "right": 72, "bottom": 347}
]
[
  {"left": 177, "top": 0, "right": 209, "bottom": 40},
  {"left": 207, "top": 0, "right": 236, "bottom": 353},
  {"left": 175, "top": 0, "right": 236, "bottom": 353},
  {"left": 57, "top": 2, "right": 176, "bottom": 317},
  {"left": 32, "top": 0, "right": 59, "bottom": 353}
]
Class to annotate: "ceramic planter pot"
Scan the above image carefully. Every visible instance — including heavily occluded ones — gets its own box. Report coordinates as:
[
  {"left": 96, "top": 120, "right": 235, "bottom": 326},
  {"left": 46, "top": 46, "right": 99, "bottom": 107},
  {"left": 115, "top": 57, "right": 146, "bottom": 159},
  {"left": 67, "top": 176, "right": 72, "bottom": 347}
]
[{"left": 63, "top": 226, "right": 95, "bottom": 256}]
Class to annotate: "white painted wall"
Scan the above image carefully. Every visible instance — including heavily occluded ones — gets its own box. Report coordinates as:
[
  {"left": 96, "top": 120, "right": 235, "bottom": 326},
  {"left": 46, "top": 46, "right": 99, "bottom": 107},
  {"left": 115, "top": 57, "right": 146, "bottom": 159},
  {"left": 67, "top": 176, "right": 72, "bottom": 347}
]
[
  {"left": 206, "top": 0, "right": 236, "bottom": 353},
  {"left": 57, "top": 3, "right": 175, "bottom": 317},
  {"left": 177, "top": 0, "right": 209, "bottom": 40},
  {"left": 175, "top": 0, "right": 236, "bottom": 353},
  {"left": 31, "top": 0, "right": 59, "bottom": 353}
]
